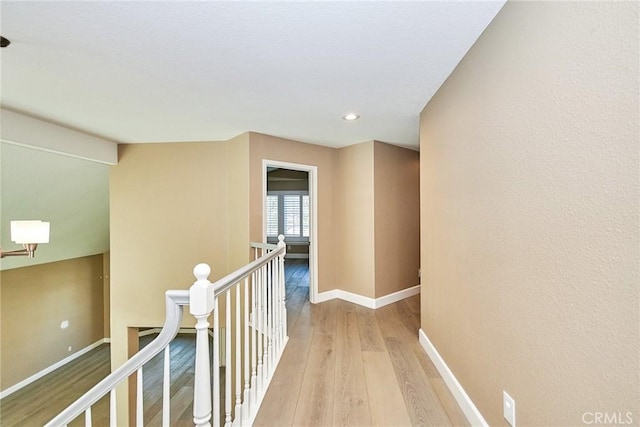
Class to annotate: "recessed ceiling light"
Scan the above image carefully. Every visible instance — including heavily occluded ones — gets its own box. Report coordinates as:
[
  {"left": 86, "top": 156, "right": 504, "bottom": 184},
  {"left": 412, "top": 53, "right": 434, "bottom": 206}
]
[{"left": 342, "top": 113, "right": 360, "bottom": 121}]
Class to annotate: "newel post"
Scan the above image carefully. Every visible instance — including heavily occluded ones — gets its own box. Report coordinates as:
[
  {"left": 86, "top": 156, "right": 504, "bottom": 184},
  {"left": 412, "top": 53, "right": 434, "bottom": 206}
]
[{"left": 190, "top": 263, "right": 215, "bottom": 427}]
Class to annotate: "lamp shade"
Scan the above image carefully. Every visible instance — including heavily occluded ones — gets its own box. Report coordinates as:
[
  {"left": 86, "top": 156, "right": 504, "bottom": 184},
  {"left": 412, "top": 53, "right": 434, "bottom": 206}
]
[{"left": 10, "top": 220, "right": 50, "bottom": 244}]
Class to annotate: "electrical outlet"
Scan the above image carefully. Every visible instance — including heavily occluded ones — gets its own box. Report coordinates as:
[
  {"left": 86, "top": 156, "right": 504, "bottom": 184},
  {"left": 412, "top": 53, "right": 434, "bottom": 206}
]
[
  {"left": 503, "top": 391, "right": 516, "bottom": 427},
  {"left": 60, "top": 320, "right": 69, "bottom": 329},
  {"left": 68, "top": 346, "right": 73, "bottom": 352}
]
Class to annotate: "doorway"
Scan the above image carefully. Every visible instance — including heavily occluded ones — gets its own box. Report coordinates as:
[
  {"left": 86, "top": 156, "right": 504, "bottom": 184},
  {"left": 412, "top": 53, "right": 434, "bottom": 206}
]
[{"left": 262, "top": 160, "right": 318, "bottom": 303}]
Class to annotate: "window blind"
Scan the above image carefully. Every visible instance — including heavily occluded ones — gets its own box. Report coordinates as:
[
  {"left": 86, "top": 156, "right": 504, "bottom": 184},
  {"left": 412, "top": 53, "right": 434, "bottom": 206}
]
[
  {"left": 283, "top": 195, "right": 301, "bottom": 236},
  {"left": 266, "top": 195, "right": 279, "bottom": 236}
]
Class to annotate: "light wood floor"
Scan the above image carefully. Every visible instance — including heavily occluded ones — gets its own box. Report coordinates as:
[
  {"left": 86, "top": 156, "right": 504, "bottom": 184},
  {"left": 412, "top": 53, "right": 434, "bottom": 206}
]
[
  {"left": 253, "top": 276, "right": 470, "bottom": 427},
  {"left": 285, "top": 258, "right": 310, "bottom": 289},
  {"left": 0, "top": 340, "right": 111, "bottom": 426},
  {"left": 0, "top": 334, "right": 202, "bottom": 427},
  {"left": 1, "top": 259, "right": 468, "bottom": 426}
]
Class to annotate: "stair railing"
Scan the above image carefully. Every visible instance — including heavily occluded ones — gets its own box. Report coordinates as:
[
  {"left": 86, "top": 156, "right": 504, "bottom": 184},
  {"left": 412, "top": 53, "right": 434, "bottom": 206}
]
[{"left": 45, "top": 235, "right": 287, "bottom": 427}]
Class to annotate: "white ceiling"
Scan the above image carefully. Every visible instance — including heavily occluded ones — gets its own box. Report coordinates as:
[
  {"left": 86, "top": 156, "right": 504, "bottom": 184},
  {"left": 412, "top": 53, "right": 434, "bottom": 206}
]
[
  {"left": 0, "top": 1, "right": 505, "bottom": 270},
  {"left": 0, "top": 0, "right": 505, "bottom": 149}
]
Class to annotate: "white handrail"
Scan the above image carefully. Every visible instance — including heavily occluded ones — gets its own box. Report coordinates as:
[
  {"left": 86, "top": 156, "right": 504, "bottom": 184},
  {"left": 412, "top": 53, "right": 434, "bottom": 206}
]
[
  {"left": 212, "top": 244, "right": 281, "bottom": 296},
  {"left": 45, "top": 236, "right": 287, "bottom": 427},
  {"left": 249, "top": 241, "right": 277, "bottom": 251},
  {"left": 44, "top": 290, "right": 189, "bottom": 427}
]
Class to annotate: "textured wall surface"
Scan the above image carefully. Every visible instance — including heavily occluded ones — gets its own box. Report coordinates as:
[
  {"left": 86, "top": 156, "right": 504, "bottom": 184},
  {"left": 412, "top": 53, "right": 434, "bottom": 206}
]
[
  {"left": 374, "top": 141, "right": 420, "bottom": 298},
  {"left": 420, "top": 1, "right": 639, "bottom": 425},
  {"left": 335, "top": 141, "right": 376, "bottom": 298}
]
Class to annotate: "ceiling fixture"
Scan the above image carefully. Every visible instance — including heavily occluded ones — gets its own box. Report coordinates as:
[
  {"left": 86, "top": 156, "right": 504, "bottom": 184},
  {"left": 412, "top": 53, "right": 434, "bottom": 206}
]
[
  {"left": 1, "top": 220, "right": 50, "bottom": 258},
  {"left": 342, "top": 113, "right": 360, "bottom": 121},
  {"left": 0, "top": 36, "right": 10, "bottom": 48}
]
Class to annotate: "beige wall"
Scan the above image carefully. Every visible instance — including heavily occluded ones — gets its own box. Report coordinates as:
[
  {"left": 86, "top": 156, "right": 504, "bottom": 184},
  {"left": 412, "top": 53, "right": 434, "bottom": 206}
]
[
  {"left": 249, "top": 133, "right": 420, "bottom": 298},
  {"left": 333, "top": 140, "right": 420, "bottom": 299},
  {"left": 373, "top": 141, "right": 420, "bottom": 298},
  {"left": 0, "top": 255, "right": 105, "bottom": 390},
  {"left": 248, "top": 132, "right": 337, "bottom": 293},
  {"left": 109, "top": 141, "right": 231, "bottom": 352},
  {"left": 419, "top": 2, "right": 639, "bottom": 425},
  {"left": 335, "top": 141, "right": 376, "bottom": 298},
  {"left": 226, "top": 133, "right": 251, "bottom": 271},
  {"left": 110, "top": 141, "right": 232, "bottom": 422}
]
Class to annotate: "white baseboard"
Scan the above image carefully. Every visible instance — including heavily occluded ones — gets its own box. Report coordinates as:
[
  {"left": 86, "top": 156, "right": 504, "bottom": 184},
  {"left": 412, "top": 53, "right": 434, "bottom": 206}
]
[
  {"left": 418, "top": 329, "right": 488, "bottom": 427},
  {"left": 315, "top": 284, "right": 420, "bottom": 309},
  {"left": 374, "top": 285, "right": 420, "bottom": 308},
  {"left": 0, "top": 338, "right": 108, "bottom": 400}
]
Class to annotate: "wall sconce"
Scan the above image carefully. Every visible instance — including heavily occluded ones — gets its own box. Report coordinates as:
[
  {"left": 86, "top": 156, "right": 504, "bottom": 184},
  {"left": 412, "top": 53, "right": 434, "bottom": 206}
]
[{"left": 1, "top": 220, "right": 50, "bottom": 258}]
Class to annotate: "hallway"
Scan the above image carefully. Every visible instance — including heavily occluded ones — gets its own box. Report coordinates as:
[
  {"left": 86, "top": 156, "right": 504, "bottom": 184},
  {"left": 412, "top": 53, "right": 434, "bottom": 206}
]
[
  {"left": 254, "top": 274, "right": 469, "bottom": 426},
  {"left": 1, "top": 259, "right": 467, "bottom": 426}
]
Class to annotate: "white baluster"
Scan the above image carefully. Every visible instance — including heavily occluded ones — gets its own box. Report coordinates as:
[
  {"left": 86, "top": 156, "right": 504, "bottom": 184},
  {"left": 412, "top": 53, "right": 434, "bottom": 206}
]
[
  {"left": 190, "top": 263, "right": 215, "bottom": 427},
  {"left": 250, "top": 271, "right": 258, "bottom": 407},
  {"left": 213, "top": 297, "right": 220, "bottom": 427},
  {"left": 274, "top": 257, "right": 281, "bottom": 354},
  {"left": 109, "top": 389, "right": 117, "bottom": 427},
  {"left": 256, "top": 267, "right": 263, "bottom": 394},
  {"left": 280, "top": 255, "right": 287, "bottom": 343},
  {"left": 268, "top": 260, "right": 274, "bottom": 371},
  {"left": 234, "top": 286, "right": 242, "bottom": 424},
  {"left": 270, "top": 257, "right": 277, "bottom": 358},
  {"left": 225, "top": 292, "right": 232, "bottom": 426},
  {"left": 261, "top": 263, "right": 268, "bottom": 388},
  {"left": 162, "top": 345, "right": 171, "bottom": 427},
  {"left": 243, "top": 277, "right": 251, "bottom": 422},
  {"left": 85, "top": 406, "right": 92, "bottom": 427},
  {"left": 136, "top": 368, "right": 143, "bottom": 426},
  {"left": 278, "top": 235, "right": 287, "bottom": 344}
]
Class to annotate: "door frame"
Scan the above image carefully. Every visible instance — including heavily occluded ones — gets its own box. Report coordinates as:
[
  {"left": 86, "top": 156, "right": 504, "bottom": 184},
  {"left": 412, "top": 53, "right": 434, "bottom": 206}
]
[{"left": 262, "top": 159, "right": 318, "bottom": 303}]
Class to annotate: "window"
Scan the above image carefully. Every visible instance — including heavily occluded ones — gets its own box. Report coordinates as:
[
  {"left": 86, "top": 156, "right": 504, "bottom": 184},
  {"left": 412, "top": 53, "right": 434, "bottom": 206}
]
[
  {"left": 284, "top": 195, "right": 301, "bottom": 235},
  {"left": 302, "top": 195, "right": 309, "bottom": 237},
  {"left": 266, "top": 192, "right": 309, "bottom": 239},
  {"left": 266, "top": 195, "right": 279, "bottom": 236}
]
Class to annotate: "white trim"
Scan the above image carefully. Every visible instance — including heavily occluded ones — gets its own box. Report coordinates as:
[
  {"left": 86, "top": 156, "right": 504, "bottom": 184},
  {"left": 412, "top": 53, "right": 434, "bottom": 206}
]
[
  {"left": 315, "top": 289, "right": 351, "bottom": 305},
  {"left": 263, "top": 159, "right": 319, "bottom": 304},
  {"left": 418, "top": 329, "right": 489, "bottom": 427},
  {"left": 0, "top": 338, "right": 108, "bottom": 399},
  {"left": 315, "top": 285, "right": 420, "bottom": 309},
  {"left": 374, "top": 285, "right": 420, "bottom": 308}
]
